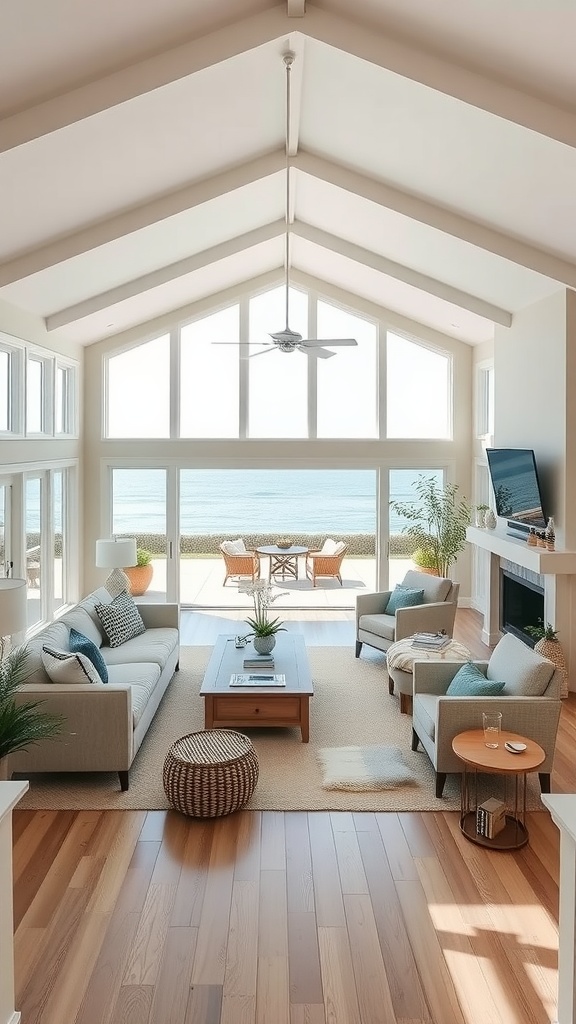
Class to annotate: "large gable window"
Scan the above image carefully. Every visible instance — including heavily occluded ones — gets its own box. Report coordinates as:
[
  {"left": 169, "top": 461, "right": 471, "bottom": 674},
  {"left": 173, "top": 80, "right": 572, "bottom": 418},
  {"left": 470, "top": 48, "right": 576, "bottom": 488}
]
[
  {"left": 386, "top": 331, "right": 451, "bottom": 439},
  {"left": 317, "top": 301, "right": 377, "bottom": 438},
  {"left": 248, "top": 286, "right": 308, "bottom": 438},
  {"left": 107, "top": 335, "right": 170, "bottom": 438},
  {"left": 180, "top": 306, "right": 239, "bottom": 438}
]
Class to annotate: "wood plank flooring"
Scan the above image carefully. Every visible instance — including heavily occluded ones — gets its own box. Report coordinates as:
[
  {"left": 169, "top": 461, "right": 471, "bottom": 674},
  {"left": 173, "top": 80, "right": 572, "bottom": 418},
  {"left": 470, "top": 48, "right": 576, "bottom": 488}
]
[{"left": 12, "top": 610, "right": 570, "bottom": 1024}]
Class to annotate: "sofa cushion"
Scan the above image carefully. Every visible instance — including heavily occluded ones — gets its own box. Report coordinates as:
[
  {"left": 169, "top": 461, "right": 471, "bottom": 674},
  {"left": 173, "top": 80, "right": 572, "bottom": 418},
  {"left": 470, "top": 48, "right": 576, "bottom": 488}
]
[
  {"left": 95, "top": 592, "right": 146, "bottom": 648},
  {"left": 17, "top": 621, "right": 70, "bottom": 684},
  {"left": 106, "top": 662, "right": 161, "bottom": 727},
  {"left": 385, "top": 586, "right": 425, "bottom": 615},
  {"left": 487, "top": 632, "right": 554, "bottom": 696},
  {"left": 69, "top": 628, "right": 109, "bottom": 683},
  {"left": 101, "top": 627, "right": 179, "bottom": 669},
  {"left": 401, "top": 571, "right": 452, "bottom": 603},
  {"left": 414, "top": 694, "right": 438, "bottom": 742},
  {"left": 61, "top": 605, "right": 104, "bottom": 648},
  {"left": 358, "top": 613, "right": 395, "bottom": 641},
  {"left": 42, "top": 646, "right": 103, "bottom": 684},
  {"left": 446, "top": 661, "right": 505, "bottom": 697}
]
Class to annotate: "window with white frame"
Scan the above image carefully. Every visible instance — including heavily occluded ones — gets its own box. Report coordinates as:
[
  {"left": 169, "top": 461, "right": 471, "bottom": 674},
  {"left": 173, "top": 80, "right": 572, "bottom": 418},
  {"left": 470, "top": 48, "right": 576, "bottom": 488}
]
[
  {"left": 248, "top": 286, "right": 308, "bottom": 438},
  {"left": 0, "top": 337, "right": 24, "bottom": 435},
  {"left": 476, "top": 363, "right": 494, "bottom": 438},
  {"left": 55, "top": 362, "right": 77, "bottom": 435},
  {"left": 386, "top": 331, "right": 451, "bottom": 439},
  {"left": 180, "top": 306, "right": 240, "bottom": 438},
  {"left": 26, "top": 354, "right": 52, "bottom": 435},
  {"left": 316, "top": 301, "right": 377, "bottom": 438},
  {"left": 107, "top": 335, "right": 170, "bottom": 438}
]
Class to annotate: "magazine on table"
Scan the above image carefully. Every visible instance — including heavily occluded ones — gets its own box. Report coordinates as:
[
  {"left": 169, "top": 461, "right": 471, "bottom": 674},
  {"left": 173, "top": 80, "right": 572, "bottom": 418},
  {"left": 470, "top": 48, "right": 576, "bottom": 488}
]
[{"left": 230, "top": 673, "right": 286, "bottom": 687}]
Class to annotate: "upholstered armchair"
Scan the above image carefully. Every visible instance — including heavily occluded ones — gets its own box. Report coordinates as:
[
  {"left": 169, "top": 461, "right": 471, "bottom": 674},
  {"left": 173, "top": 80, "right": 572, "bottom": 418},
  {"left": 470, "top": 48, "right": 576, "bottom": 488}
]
[
  {"left": 411, "top": 632, "right": 562, "bottom": 797},
  {"left": 306, "top": 539, "right": 347, "bottom": 587},
  {"left": 355, "top": 570, "right": 460, "bottom": 657},
  {"left": 219, "top": 540, "right": 260, "bottom": 586}
]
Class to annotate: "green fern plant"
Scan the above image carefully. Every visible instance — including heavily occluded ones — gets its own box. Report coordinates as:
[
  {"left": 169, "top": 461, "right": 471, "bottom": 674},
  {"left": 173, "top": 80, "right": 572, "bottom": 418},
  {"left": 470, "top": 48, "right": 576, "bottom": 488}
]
[
  {"left": 524, "top": 620, "right": 559, "bottom": 642},
  {"left": 390, "top": 476, "right": 472, "bottom": 578},
  {"left": 0, "top": 647, "right": 64, "bottom": 761}
]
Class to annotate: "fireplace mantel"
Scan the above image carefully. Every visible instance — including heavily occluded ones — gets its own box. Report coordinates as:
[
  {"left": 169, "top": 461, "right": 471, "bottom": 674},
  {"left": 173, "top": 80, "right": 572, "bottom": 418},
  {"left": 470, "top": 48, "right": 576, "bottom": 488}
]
[
  {"left": 466, "top": 525, "right": 576, "bottom": 575},
  {"left": 466, "top": 525, "right": 576, "bottom": 662}
]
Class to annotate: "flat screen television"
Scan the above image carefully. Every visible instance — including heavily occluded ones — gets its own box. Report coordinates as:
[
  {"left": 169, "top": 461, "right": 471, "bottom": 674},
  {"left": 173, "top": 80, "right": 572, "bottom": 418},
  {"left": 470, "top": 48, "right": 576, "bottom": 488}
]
[{"left": 485, "top": 448, "right": 547, "bottom": 531}]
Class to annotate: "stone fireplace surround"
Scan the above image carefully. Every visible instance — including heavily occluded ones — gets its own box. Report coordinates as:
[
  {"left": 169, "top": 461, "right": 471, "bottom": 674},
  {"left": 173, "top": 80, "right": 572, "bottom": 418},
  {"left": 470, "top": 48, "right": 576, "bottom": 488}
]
[{"left": 466, "top": 524, "right": 576, "bottom": 690}]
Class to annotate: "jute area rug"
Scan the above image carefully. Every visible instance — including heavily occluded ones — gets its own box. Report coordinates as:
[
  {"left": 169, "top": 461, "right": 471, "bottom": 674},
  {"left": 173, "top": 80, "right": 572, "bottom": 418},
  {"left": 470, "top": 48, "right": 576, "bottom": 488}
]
[{"left": 17, "top": 646, "right": 544, "bottom": 812}]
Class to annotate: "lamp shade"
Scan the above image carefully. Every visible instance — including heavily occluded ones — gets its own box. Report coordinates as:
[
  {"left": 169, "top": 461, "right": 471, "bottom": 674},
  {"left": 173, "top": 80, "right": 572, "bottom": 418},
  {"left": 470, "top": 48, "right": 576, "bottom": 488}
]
[
  {"left": 95, "top": 538, "right": 137, "bottom": 569},
  {"left": 0, "top": 578, "right": 28, "bottom": 636}
]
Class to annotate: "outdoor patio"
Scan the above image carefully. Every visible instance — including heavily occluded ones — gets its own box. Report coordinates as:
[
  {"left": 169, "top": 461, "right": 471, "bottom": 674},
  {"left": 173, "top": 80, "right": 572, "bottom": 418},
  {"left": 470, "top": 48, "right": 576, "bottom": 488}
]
[{"left": 140, "top": 554, "right": 412, "bottom": 609}]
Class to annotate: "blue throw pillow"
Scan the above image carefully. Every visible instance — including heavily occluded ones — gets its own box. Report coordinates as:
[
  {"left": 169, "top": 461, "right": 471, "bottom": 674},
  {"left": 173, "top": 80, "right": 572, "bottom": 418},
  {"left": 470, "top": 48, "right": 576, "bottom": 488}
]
[
  {"left": 446, "top": 661, "right": 505, "bottom": 697},
  {"left": 69, "top": 627, "right": 108, "bottom": 683},
  {"left": 384, "top": 585, "right": 425, "bottom": 615}
]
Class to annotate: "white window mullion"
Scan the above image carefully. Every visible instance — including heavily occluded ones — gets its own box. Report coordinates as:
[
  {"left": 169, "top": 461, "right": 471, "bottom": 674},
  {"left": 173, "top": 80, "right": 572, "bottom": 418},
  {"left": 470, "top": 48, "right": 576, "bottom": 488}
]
[
  {"left": 308, "top": 291, "right": 317, "bottom": 438},
  {"left": 239, "top": 296, "right": 249, "bottom": 439}
]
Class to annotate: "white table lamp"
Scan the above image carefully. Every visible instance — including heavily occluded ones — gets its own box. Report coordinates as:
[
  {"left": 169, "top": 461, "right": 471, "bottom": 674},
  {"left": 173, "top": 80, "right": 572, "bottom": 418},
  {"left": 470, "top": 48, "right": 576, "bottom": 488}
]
[
  {"left": 95, "top": 538, "right": 137, "bottom": 596},
  {"left": 0, "top": 578, "right": 27, "bottom": 660}
]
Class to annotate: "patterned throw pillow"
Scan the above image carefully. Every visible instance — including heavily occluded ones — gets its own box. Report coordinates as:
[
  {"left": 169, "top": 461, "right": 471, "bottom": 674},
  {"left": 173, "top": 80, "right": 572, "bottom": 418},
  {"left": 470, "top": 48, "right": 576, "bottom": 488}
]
[
  {"left": 69, "top": 627, "right": 108, "bottom": 683},
  {"left": 42, "top": 646, "right": 103, "bottom": 684},
  {"left": 446, "top": 661, "right": 505, "bottom": 696},
  {"left": 384, "top": 585, "right": 425, "bottom": 615},
  {"left": 95, "top": 592, "right": 146, "bottom": 648}
]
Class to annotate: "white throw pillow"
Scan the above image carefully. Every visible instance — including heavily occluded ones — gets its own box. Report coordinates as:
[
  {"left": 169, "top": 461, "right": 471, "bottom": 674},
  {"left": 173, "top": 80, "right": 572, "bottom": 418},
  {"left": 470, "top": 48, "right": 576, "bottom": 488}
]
[
  {"left": 332, "top": 541, "right": 346, "bottom": 556},
  {"left": 230, "top": 538, "right": 246, "bottom": 554},
  {"left": 320, "top": 538, "right": 338, "bottom": 555},
  {"left": 42, "top": 646, "right": 103, "bottom": 684}
]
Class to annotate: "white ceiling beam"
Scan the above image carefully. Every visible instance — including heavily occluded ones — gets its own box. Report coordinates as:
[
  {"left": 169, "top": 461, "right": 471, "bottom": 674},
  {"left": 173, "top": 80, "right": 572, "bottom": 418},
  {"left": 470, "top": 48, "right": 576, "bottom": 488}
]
[
  {"left": 3, "top": 6, "right": 576, "bottom": 159},
  {"left": 298, "top": 151, "right": 576, "bottom": 289},
  {"left": 0, "top": 7, "right": 297, "bottom": 154},
  {"left": 302, "top": 7, "right": 576, "bottom": 151},
  {"left": 0, "top": 152, "right": 285, "bottom": 286},
  {"left": 287, "top": 1, "right": 306, "bottom": 15},
  {"left": 46, "top": 221, "right": 286, "bottom": 330},
  {"left": 292, "top": 222, "right": 512, "bottom": 326}
]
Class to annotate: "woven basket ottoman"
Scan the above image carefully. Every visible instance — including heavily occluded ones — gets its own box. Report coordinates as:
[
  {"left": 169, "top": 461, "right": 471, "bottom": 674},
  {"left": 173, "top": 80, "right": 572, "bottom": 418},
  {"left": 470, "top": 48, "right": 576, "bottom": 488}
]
[{"left": 163, "top": 729, "right": 259, "bottom": 817}]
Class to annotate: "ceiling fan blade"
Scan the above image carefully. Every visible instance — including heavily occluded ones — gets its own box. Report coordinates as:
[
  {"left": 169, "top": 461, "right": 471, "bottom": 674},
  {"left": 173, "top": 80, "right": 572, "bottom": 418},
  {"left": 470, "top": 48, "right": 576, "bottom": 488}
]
[
  {"left": 246, "top": 347, "right": 278, "bottom": 359},
  {"left": 212, "top": 342, "right": 273, "bottom": 346},
  {"left": 299, "top": 345, "right": 335, "bottom": 359},
  {"left": 300, "top": 338, "right": 358, "bottom": 347}
]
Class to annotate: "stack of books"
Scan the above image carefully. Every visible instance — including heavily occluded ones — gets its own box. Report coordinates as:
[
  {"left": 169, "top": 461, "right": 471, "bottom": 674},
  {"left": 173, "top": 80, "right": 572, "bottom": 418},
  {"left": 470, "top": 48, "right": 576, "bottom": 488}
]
[
  {"left": 243, "top": 655, "right": 274, "bottom": 670},
  {"left": 411, "top": 632, "right": 451, "bottom": 651},
  {"left": 476, "top": 797, "right": 506, "bottom": 839}
]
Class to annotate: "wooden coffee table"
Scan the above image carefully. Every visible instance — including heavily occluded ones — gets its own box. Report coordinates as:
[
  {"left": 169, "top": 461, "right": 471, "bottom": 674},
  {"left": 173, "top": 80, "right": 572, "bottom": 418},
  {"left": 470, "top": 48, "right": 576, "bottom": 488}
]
[
  {"left": 200, "top": 633, "right": 313, "bottom": 742},
  {"left": 452, "top": 729, "right": 545, "bottom": 849}
]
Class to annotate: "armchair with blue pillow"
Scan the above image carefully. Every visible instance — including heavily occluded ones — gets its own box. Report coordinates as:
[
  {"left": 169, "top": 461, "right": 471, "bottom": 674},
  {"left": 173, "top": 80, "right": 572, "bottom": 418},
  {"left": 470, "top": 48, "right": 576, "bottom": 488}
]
[
  {"left": 355, "top": 570, "right": 460, "bottom": 658},
  {"left": 410, "top": 631, "right": 562, "bottom": 797}
]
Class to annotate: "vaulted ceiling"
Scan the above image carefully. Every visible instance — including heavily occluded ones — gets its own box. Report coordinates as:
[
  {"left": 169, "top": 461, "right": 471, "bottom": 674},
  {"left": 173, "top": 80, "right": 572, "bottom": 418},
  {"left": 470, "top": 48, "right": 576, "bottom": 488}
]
[{"left": 2, "top": 0, "right": 576, "bottom": 347}]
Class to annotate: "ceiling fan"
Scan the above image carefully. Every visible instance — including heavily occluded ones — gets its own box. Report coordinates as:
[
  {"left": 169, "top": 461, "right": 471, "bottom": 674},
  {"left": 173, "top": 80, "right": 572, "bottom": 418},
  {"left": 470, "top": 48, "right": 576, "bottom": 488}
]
[{"left": 215, "top": 52, "right": 358, "bottom": 360}]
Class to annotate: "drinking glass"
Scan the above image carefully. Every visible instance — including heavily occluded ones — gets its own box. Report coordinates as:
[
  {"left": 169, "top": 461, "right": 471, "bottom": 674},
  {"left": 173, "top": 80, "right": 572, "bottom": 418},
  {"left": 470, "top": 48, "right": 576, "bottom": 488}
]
[{"left": 482, "top": 711, "right": 502, "bottom": 748}]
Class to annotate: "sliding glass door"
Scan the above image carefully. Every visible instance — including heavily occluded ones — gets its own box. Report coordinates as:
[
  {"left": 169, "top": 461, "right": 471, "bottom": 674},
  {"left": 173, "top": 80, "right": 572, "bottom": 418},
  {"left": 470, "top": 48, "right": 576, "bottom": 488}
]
[
  {"left": 111, "top": 468, "right": 168, "bottom": 601},
  {"left": 388, "top": 468, "right": 444, "bottom": 588}
]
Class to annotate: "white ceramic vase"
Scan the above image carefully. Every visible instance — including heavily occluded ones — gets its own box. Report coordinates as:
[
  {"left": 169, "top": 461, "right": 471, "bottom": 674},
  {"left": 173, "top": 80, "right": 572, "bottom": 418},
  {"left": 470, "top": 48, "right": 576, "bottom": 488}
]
[
  {"left": 484, "top": 508, "right": 497, "bottom": 530},
  {"left": 253, "top": 635, "right": 276, "bottom": 656}
]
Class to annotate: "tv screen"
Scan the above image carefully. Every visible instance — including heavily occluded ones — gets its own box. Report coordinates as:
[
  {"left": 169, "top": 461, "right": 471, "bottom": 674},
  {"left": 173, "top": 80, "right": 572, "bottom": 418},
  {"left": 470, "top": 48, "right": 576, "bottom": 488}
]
[{"left": 485, "top": 449, "right": 547, "bottom": 528}]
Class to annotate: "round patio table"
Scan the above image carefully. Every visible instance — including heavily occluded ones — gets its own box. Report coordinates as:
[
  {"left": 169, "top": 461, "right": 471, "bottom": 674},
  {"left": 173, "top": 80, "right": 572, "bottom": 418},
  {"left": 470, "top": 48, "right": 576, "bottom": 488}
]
[{"left": 256, "top": 545, "right": 308, "bottom": 581}]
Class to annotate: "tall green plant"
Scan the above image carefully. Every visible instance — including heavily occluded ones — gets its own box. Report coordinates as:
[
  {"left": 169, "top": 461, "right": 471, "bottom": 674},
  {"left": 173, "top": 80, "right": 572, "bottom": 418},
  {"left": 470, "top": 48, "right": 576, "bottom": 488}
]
[
  {"left": 0, "top": 647, "right": 64, "bottom": 760},
  {"left": 390, "top": 476, "right": 472, "bottom": 578}
]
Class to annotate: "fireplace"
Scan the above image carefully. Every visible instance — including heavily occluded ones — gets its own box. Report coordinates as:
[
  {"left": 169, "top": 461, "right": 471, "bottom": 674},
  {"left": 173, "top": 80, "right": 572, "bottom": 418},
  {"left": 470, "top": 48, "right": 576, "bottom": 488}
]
[{"left": 500, "top": 568, "right": 544, "bottom": 647}]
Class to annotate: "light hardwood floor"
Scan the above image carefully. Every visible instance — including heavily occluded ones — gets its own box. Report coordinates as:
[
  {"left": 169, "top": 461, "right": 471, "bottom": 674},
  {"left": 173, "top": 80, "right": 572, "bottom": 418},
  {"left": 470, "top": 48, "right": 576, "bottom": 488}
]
[{"left": 12, "top": 609, "right": 570, "bottom": 1024}]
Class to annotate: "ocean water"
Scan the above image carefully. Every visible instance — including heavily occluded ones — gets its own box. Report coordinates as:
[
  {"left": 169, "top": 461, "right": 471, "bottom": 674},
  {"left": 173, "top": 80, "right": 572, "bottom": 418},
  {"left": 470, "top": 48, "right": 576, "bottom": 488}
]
[{"left": 108, "top": 468, "right": 443, "bottom": 535}]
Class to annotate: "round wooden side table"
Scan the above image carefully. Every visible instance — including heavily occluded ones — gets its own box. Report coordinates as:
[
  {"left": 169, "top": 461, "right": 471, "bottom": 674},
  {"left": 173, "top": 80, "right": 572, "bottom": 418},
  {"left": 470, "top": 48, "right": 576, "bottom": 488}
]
[{"left": 452, "top": 729, "right": 545, "bottom": 850}]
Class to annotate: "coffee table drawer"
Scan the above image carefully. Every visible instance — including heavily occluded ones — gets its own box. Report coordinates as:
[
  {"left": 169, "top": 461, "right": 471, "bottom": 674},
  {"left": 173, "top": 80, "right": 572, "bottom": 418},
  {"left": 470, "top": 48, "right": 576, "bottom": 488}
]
[{"left": 213, "top": 695, "right": 301, "bottom": 722}]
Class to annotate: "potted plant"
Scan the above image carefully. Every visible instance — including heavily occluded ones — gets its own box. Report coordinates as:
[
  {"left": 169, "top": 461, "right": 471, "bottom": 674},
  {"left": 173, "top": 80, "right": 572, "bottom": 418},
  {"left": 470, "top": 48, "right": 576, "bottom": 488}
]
[
  {"left": 390, "top": 475, "right": 472, "bottom": 578},
  {"left": 524, "top": 619, "right": 568, "bottom": 696},
  {"left": 412, "top": 546, "right": 440, "bottom": 575},
  {"left": 124, "top": 548, "right": 154, "bottom": 596},
  {"left": 0, "top": 647, "right": 64, "bottom": 780},
  {"left": 237, "top": 579, "right": 288, "bottom": 655}
]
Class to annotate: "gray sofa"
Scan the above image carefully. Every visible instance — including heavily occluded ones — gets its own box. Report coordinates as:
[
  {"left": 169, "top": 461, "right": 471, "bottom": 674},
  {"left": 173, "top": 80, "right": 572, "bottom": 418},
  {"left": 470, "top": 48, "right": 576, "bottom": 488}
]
[{"left": 11, "top": 587, "right": 180, "bottom": 790}]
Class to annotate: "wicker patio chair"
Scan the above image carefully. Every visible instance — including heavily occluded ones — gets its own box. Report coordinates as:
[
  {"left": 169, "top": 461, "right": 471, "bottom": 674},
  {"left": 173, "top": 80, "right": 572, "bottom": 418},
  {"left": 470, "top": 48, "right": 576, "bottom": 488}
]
[
  {"left": 219, "top": 541, "right": 261, "bottom": 586},
  {"left": 305, "top": 541, "right": 347, "bottom": 587}
]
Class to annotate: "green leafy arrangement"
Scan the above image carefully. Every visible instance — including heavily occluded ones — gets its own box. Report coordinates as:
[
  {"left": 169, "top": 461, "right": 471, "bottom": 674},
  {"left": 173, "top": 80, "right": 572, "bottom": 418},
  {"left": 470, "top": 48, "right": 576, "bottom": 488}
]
[
  {"left": 135, "top": 548, "right": 152, "bottom": 566},
  {"left": 389, "top": 476, "right": 472, "bottom": 578},
  {"left": 524, "top": 620, "right": 559, "bottom": 642},
  {"left": 0, "top": 647, "right": 64, "bottom": 760}
]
